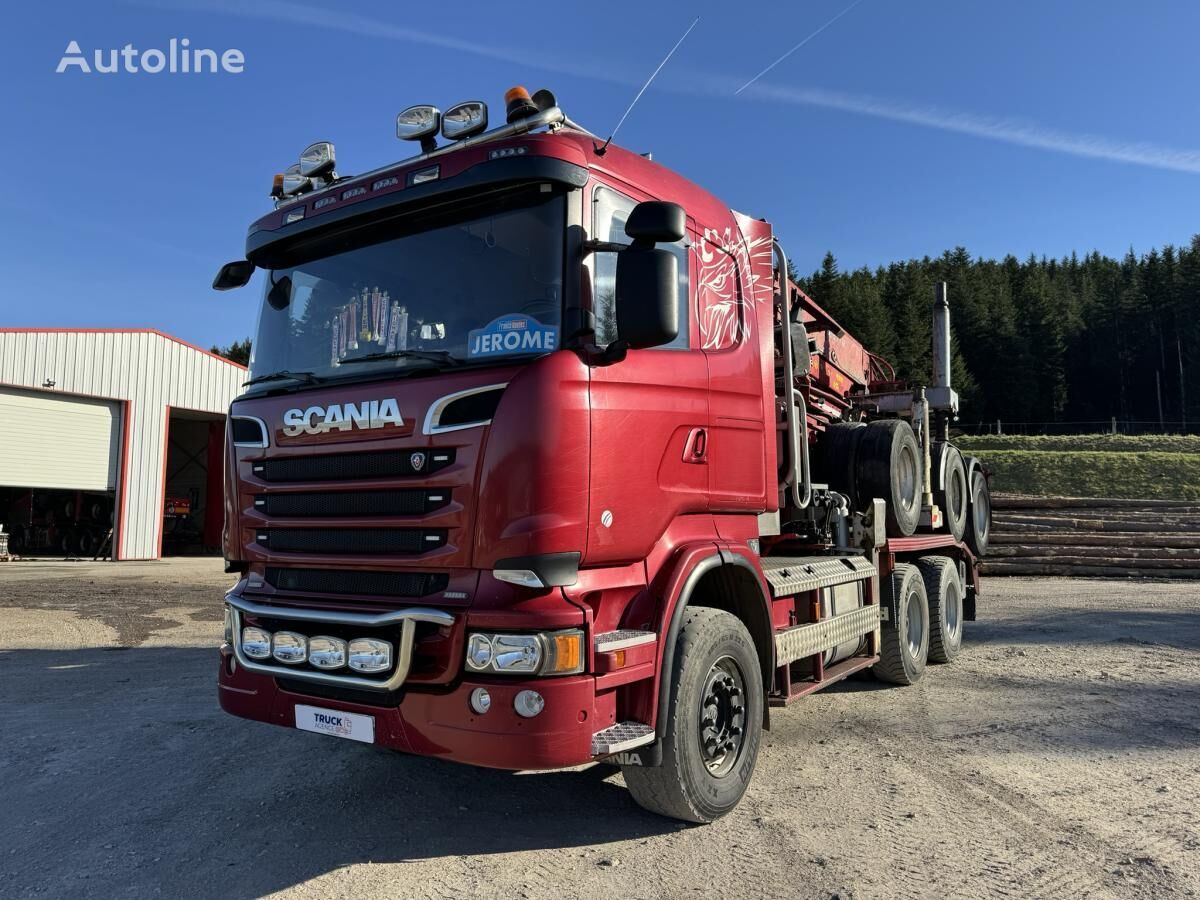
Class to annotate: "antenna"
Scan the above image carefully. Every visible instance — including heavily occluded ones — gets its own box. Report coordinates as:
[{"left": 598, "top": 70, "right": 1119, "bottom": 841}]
[{"left": 596, "top": 16, "right": 700, "bottom": 156}]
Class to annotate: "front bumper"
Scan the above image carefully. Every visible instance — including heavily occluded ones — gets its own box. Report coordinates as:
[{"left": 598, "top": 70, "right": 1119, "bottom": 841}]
[
  {"left": 218, "top": 592, "right": 615, "bottom": 770},
  {"left": 218, "top": 645, "right": 607, "bottom": 769}
]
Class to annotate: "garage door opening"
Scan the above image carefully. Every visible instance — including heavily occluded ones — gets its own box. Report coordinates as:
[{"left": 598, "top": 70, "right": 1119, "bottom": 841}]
[
  {"left": 0, "top": 386, "right": 121, "bottom": 558},
  {"left": 161, "top": 409, "right": 225, "bottom": 557}
]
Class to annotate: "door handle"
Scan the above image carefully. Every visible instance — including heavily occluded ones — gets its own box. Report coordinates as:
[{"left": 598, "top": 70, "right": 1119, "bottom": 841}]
[{"left": 683, "top": 427, "right": 707, "bottom": 463}]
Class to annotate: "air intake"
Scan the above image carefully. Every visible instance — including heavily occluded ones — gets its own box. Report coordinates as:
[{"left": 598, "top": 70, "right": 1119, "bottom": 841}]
[{"left": 423, "top": 384, "right": 506, "bottom": 434}]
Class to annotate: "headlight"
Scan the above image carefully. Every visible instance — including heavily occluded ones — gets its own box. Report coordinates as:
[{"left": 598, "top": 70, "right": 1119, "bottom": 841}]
[
  {"left": 492, "top": 635, "right": 542, "bottom": 673},
  {"left": 272, "top": 631, "right": 307, "bottom": 665},
  {"left": 308, "top": 636, "right": 347, "bottom": 670},
  {"left": 463, "top": 630, "right": 584, "bottom": 676},
  {"left": 348, "top": 638, "right": 392, "bottom": 673},
  {"left": 241, "top": 626, "right": 271, "bottom": 659}
]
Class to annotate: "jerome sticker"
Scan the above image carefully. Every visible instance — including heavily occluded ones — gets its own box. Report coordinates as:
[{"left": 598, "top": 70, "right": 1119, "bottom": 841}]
[{"left": 468, "top": 313, "right": 558, "bottom": 358}]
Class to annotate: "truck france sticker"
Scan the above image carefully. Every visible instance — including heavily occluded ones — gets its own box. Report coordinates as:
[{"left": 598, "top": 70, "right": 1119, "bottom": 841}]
[{"left": 468, "top": 314, "right": 557, "bottom": 358}]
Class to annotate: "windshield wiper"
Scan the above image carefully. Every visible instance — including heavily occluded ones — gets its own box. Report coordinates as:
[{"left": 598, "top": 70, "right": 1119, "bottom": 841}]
[
  {"left": 337, "top": 349, "right": 462, "bottom": 368},
  {"left": 242, "top": 369, "right": 323, "bottom": 387}
]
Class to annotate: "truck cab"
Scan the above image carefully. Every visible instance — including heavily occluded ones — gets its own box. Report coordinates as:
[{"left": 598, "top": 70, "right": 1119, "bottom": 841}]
[{"left": 214, "top": 87, "right": 989, "bottom": 822}]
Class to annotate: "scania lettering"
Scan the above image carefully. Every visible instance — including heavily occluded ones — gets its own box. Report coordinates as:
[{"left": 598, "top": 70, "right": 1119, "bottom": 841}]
[
  {"left": 280, "top": 398, "right": 404, "bottom": 436},
  {"left": 213, "top": 86, "right": 992, "bottom": 823}
]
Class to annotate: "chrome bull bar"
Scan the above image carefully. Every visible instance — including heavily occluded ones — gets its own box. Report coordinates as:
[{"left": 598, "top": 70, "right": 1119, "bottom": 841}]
[{"left": 224, "top": 593, "right": 455, "bottom": 692}]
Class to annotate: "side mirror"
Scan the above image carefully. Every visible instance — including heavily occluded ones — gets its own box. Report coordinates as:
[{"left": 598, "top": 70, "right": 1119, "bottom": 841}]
[
  {"left": 213, "top": 260, "right": 255, "bottom": 291},
  {"left": 615, "top": 247, "right": 678, "bottom": 349},
  {"left": 625, "top": 201, "right": 685, "bottom": 245}
]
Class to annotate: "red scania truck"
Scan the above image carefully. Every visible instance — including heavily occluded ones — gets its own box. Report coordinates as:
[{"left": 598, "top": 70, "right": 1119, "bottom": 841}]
[{"left": 213, "top": 86, "right": 991, "bottom": 823}]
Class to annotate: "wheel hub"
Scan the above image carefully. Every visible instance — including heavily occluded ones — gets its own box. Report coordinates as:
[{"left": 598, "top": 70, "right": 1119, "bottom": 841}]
[{"left": 699, "top": 656, "right": 747, "bottom": 776}]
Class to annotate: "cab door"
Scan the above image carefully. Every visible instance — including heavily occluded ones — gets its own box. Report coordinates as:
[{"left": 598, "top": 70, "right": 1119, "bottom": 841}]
[{"left": 584, "top": 180, "right": 709, "bottom": 565}]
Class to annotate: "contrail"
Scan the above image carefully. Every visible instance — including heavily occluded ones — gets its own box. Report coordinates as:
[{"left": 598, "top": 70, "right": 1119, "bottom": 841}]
[
  {"left": 736, "top": 82, "right": 1200, "bottom": 175},
  {"left": 138, "top": 0, "right": 1200, "bottom": 176},
  {"left": 735, "top": 0, "right": 867, "bottom": 95}
]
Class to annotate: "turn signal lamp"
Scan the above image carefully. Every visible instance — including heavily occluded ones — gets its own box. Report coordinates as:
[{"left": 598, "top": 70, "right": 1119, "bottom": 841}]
[
  {"left": 545, "top": 632, "right": 583, "bottom": 675},
  {"left": 504, "top": 85, "right": 538, "bottom": 123},
  {"left": 270, "top": 173, "right": 284, "bottom": 199}
]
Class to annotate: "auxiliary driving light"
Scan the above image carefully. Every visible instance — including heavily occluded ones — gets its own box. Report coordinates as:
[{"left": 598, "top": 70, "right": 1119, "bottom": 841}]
[
  {"left": 272, "top": 631, "right": 307, "bottom": 665},
  {"left": 299, "top": 141, "right": 335, "bottom": 179},
  {"left": 348, "top": 637, "right": 392, "bottom": 673},
  {"left": 442, "top": 100, "right": 488, "bottom": 140},
  {"left": 513, "top": 690, "right": 545, "bottom": 718},
  {"left": 396, "top": 105, "right": 441, "bottom": 152},
  {"left": 469, "top": 687, "right": 492, "bottom": 715},
  {"left": 307, "top": 635, "right": 347, "bottom": 670},
  {"left": 241, "top": 626, "right": 271, "bottom": 660}
]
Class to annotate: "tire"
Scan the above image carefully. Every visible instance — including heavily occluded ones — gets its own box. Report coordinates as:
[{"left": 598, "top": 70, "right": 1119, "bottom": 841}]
[
  {"left": 811, "top": 422, "right": 865, "bottom": 506},
  {"left": 916, "top": 556, "right": 963, "bottom": 663},
  {"left": 856, "top": 420, "right": 923, "bottom": 537},
  {"left": 623, "top": 607, "right": 762, "bottom": 823},
  {"left": 964, "top": 468, "right": 991, "bottom": 557},
  {"left": 873, "top": 563, "right": 929, "bottom": 685},
  {"left": 933, "top": 443, "right": 968, "bottom": 542}
]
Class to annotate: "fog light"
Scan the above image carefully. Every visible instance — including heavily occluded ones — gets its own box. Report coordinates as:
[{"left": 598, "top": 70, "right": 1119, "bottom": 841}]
[
  {"left": 348, "top": 637, "right": 392, "bottom": 673},
  {"left": 241, "top": 626, "right": 271, "bottom": 659},
  {"left": 308, "top": 635, "right": 347, "bottom": 670},
  {"left": 272, "top": 631, "right": 307, "bottom": 665},
  {"left": 514, "top": 689, "right": 544, "bottom": 718},
  {"left": 469, "top": 687, "right": 492, "bottom": 715}
]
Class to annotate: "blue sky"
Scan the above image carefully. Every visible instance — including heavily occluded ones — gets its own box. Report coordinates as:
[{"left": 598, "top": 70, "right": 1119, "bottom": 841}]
[{"left": 3, "top": 0, "right": 1199, "bottom": 350}]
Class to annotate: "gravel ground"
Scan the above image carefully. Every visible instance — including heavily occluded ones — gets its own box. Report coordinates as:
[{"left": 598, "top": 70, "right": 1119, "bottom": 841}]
[{"left": 0, "top": 559, "right": 1197, "bottom": 899}]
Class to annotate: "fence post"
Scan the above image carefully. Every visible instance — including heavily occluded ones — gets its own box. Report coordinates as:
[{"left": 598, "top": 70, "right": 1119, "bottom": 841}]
[
  {"left": 996, "top": 419, "right": 1002, "bottom": 435},
  {"left": 1110, "top": 417, "right": 1117, "bottom": 435}
]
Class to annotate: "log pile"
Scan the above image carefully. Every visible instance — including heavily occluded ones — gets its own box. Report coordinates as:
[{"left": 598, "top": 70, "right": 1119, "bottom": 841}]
[{"left": 985, "top": 494, "right": 1200, "bottom": 579}]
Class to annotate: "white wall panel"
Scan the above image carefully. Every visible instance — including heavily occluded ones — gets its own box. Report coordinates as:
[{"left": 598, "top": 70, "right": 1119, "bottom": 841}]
[{"left": 0, "top": 330, "right": 245, "bottom": 559}]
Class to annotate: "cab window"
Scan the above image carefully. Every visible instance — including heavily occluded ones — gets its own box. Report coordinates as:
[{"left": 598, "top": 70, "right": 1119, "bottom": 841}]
[{"left": 591, "top": 185, "right": 690, "bottom": 349}]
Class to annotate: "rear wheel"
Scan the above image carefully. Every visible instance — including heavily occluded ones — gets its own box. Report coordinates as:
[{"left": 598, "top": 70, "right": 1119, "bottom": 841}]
[
  {"left": 857, "top": 420, "right": 923, "bottom": 537},
  {"left": 933, "top": 444, "right": 968, "bottom": 542},
  {"left": 874, "top": 563, "right": 929, "bottom": 685},
  {"left": 917, "top": 556, "right": 963, "bottom": 663},
  {"left": 965, "top": 469, "right": 991, "bottom": 557},
  {"left": 623, "top": 607, "right": 762, "bottom": 823}
]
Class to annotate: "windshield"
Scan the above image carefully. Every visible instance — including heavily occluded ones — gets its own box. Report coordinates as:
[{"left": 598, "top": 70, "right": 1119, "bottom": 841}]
[{"left": 248, "top": 189, "right": 565, "bottom": 384}]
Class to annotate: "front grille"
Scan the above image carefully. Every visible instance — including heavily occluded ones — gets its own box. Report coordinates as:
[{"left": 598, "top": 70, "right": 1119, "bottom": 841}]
[
  {"left": 256, "top": 528, "right": 447, "bottom": 555},
  {"left": 253, "top": 448, "right": 456, "bottom": 483},
  {"left": 265, "top": 567, "right": 449, "bottom": 597},
  {"left": 254, "top": 489, "right": 450, "bottom": 517}
]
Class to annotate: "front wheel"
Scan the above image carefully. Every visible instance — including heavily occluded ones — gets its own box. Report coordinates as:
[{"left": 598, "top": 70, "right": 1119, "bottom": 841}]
[{"left": 623, "top": 607, "right": 762, "bottom": 823}]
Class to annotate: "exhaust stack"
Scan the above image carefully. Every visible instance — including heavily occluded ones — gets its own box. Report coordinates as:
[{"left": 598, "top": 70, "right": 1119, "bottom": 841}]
[
  {"left": 933, "top": 282, "right": 951, "bottom": 391},
  {"left": 927, "top": 282, "right": 959, "bottom": 433}
]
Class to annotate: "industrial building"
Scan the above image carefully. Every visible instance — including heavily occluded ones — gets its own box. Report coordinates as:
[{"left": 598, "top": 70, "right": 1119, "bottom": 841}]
[{"left": 0, "top": 329, "right": 245, "bottom": 560}]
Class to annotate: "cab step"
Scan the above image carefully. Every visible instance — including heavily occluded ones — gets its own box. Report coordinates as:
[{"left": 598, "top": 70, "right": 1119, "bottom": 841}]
[
  {"left": 774, "top": 605, "right": 881, "bottom": 667},
  {"left": 592, "top": 721, "right": 655, "bottom": 756},
  {"left": 759, "top": 554, "right": 876, "bottom": 598},
  {"left": 595, "top": 630, "right": 656, "bottom": 653}
]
